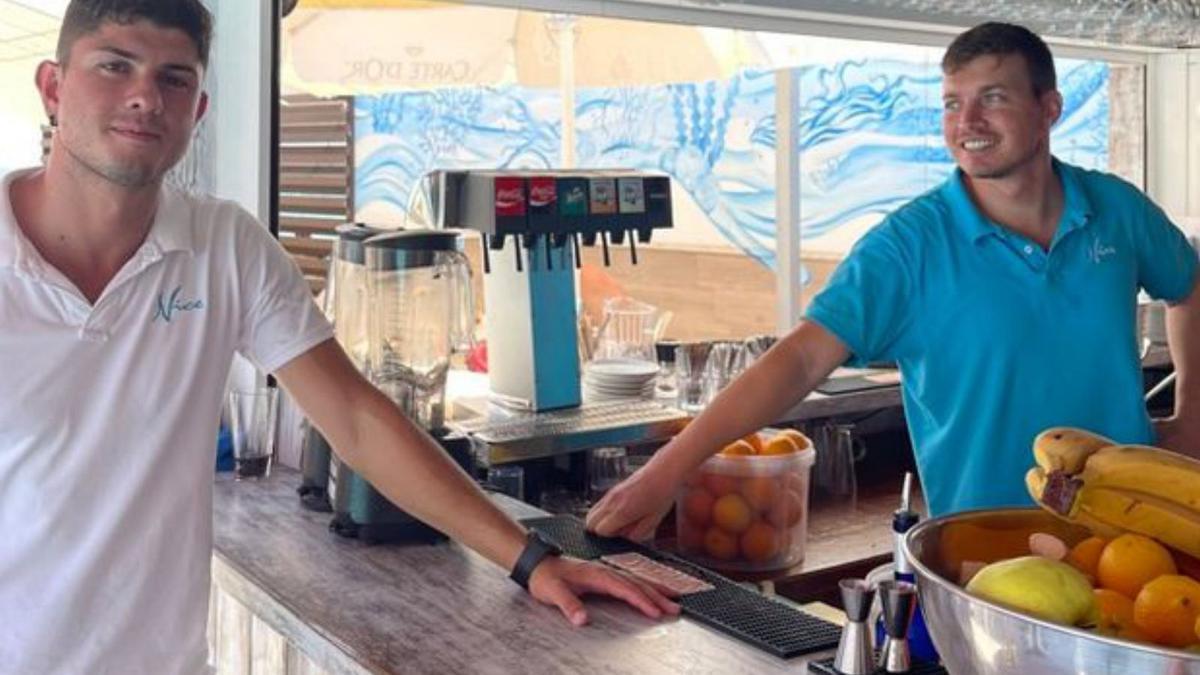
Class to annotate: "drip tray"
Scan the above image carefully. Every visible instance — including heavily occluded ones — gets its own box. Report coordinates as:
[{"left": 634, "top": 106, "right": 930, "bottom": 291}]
[
  {"left": 521, "top": 516, "right": 841, "bottom": 659},
  {"left": 455, "top": 400, "right": 688, "bottom": 463}
]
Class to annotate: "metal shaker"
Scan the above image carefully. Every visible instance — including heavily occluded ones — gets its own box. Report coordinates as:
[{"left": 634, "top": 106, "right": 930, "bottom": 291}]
[
  {"left": 878, "top": 579, "right": 918, "bottom": 673},
  {"left": 832, "top": 578, "right": 875, "bottom": 675}
]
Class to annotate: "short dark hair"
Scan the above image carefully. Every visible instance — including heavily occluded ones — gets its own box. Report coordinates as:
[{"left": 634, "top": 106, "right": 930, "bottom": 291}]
[
  {"left": 942, "top": 22, "right": 1056, "bottom": 96},
  {"left": 56, "top": 0, "right": 213, "bottom": 68}
]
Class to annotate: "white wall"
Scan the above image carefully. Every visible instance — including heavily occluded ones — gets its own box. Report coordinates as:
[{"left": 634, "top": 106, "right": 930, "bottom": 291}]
[
  {"left": 0, "top": 61, "right": 48, "bottom": 172},
  {"left": 1147, "top": 51, "right": 1200, "bottom": 235},
  {"left": 207, "top": 0, "right": 273, "bottom": 221}
]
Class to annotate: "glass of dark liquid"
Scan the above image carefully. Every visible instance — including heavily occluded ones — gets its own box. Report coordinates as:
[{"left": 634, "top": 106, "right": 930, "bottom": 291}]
[{"left": 228, "top": 387, "right": 279, "bottom": 480}]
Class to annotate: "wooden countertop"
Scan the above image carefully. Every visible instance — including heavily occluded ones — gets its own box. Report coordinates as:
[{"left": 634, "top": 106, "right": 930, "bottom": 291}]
[{"left": 212, "top": 468, "right": 848, "bottom": 674}]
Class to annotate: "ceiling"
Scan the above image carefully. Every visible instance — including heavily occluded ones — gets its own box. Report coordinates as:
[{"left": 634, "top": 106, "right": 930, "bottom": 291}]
[
  {"left": 742, "top": 0, "right": 1200, "bottom": 49},
  {"left": 2, "top": 0, "right": 1198, "bottom": 55},
  {"left": 0, "top": 0, "right": 59, "bottom": 64},
  {"left": 299, "top": 0, "right": 1200, "bottom": 49}
]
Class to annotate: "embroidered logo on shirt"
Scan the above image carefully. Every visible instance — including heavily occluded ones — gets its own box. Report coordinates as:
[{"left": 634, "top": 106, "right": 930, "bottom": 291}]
[
  {"left": 1086, "top": 236, "right": 1116, "bottom": 264},
  {"left": 153, "top": 286, "right": 205, "bottom": 323}
]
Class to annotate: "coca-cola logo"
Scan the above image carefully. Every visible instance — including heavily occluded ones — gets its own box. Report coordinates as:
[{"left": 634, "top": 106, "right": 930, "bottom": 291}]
[
  {"left": 495, "top": 188, "right": 524, "bottom": 207},
  {"left": 529, "top": 183, "right": 556, "bottom": 206}
]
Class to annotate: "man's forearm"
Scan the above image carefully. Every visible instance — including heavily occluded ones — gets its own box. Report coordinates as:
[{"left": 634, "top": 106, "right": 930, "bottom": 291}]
[
  {"left": 332, "top": 388, "right": 527, "bottom": 572},
  {"left": 1166, "top": 279, "right": 1200, "bottom": 422},
  {"left": 275, "top": 341, "right": 529, "bottom": 572}
]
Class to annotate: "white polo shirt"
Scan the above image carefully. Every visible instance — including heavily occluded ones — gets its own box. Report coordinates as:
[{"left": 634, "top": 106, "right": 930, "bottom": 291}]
[{"left": 0, "top": 169, "right": 334, "bottom": 674}]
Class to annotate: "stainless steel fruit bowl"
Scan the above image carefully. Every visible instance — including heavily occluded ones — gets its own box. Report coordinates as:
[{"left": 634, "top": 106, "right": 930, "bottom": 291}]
[{"left": 902, "top": 508, "right": 1200, "bottom": 674}]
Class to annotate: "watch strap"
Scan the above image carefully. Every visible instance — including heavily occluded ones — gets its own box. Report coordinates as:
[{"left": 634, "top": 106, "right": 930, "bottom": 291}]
[{"left": 509, "top": 531, "right": 562, "bottom": 590}]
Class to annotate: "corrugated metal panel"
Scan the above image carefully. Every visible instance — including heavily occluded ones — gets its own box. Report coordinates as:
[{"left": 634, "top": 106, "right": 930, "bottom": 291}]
[{"left": 279, "top": 94, "right": 353, "bottom": 295}]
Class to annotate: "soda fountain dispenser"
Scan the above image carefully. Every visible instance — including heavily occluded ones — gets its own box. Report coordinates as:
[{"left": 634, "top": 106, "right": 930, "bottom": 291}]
[{"left": 425, "top": 170, "right": 673, "bottom": 412}]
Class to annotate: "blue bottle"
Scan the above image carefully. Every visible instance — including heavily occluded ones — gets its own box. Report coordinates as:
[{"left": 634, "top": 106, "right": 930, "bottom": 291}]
[
  {"left": 875, "top": 473, "right": 939, "bottom": 663},
  {"left": 215, "top": 424, "right": 234, "bottom": 472}
]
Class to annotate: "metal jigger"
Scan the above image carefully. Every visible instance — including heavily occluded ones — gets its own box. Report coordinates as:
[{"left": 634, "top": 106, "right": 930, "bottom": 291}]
[
  {"left": 833, "top": 578, "right": 876, "bottom": 675},
  {"left": 878, "top": 579, "right": 918, "bottom": 673}
]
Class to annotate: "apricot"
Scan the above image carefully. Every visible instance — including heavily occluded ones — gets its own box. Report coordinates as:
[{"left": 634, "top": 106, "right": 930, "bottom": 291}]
[
  {"left": 703, "top": 471, "right": 742, "bottom": 497},
  {"left": 767, "top": 489, "right": 805, "bottom": 529},
  {"left": 703, "top": 527, "right": 739, "bottom": 561},
  {"left": 741, "top": 433, "right": 764, "bottom": 454},
  {"left": 761, "top": 435, "right": 799, "bottom": 456},
  {"left": 711, "top": 493, "right": 753, "bottom": 534},
  {"left": 741, "top": 522, "right": 781, "bottom": 563},
  {"left": 720, "top": 439, "right": 756, "bottom": 456},
  {"left": 739, "top": 476, "right": 782, "bottom": 512},
  {"left": 681, "top": 486, "right": 716, "bottom": 528}
]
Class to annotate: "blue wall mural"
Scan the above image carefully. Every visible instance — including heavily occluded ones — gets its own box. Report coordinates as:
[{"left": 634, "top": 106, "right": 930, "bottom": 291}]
[{"left": 355, "top": 58, "right": 1109, "bottom": 274}]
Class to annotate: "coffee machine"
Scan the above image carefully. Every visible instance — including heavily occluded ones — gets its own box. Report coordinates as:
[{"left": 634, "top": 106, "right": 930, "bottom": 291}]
[
  {"left": 327, "top": 229, "right": 476, "bottom": 544},
  {"left": 299, "top": 223, "right": 381, "bottom": 512}
]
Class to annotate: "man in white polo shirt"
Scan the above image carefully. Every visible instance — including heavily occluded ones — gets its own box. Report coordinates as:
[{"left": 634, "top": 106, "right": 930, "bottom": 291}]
[{"left": 0, "top": 2, "right": 677, "bottom": 673}]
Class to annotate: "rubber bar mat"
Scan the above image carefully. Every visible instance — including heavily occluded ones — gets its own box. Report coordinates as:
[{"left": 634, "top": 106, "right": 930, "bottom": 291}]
[
  {"left": 808, "top": 656, "right": 948, "bottom": 675},
  {"left": 520, "top": 516, "right": 642, "bottom": 559},
  {"left": 521, "top": 516, "right": 842, "bottom": 659}
]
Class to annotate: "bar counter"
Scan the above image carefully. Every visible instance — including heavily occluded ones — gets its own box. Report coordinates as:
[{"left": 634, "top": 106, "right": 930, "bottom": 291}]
[{"left": 209, "top": 468, "right": 899, "bottom": 674}]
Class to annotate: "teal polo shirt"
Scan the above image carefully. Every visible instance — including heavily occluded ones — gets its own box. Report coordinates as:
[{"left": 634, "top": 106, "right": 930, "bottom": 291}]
[{"left": 805, "top": 159, "right": 1197, "bottom": 516}]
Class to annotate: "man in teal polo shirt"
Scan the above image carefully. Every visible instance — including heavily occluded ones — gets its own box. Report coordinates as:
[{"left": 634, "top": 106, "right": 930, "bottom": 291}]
[{"left": 588, "top": 22, "right": 1200, "bottom": 532}]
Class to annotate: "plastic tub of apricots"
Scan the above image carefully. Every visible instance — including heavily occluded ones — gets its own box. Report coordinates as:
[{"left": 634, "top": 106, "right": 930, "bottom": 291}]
[{"left": 675, "top": 429, "right": 815, "bottom": 572}]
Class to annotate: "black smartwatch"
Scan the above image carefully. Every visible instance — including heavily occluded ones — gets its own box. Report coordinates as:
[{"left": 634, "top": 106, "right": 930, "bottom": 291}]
[{"left": 509, "top": 531, "right": 562, "bottom": 590}]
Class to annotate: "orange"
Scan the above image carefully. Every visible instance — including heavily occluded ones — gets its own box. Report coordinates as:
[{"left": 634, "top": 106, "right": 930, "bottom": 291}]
[
  {"left": 739, "top": 476, "right": 781, "bottom": 512},
  {"left": 1195, "top": 613, "right": 1200, "bottom": 643},
  {"left": 1093, "top": 588, "right": 1137, "bottom": 635},
  {"left": 742, "top": 432, "right": 765, "bottom": 454},
  {"left": 785, "top": 471, "right": 808, "bottom": 495},
  {"left": 767, "top": 489, "right": 805, "bottom": 529},
  {"left": 703, "top": 527, "right": 739, "bottom": 560},
  {"left": 1097, "top": 533, "right": 1177, "bottom": 599},
  {"left": 761, "top": 435, "right": 799, "bottom": 456},
  {"left": 779, "top": 428, "right": 812, "bottom": 451},
  {"left": 1067, "top": 536, "right": 1108, "bottom": 581},
  {"left": 1133, "top": 575, "right": 1200, "bottom": 648},
  {"left": 740, "top": 522, "right": 781, "bottom": 563},
  {"left": 681, "top": 486, "right": 715, "bottom": 528},
  {"left": 703, "top": 471, "right": 742, "bottom": 497},
  {"left": 711, "top": 493, "right": 753, "bottom": 534},
  {"left": 721, "top": 439, "right": 756, "bottom": 456}
]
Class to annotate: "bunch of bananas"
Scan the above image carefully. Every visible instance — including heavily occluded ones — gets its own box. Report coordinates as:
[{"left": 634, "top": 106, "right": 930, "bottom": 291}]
[{"left": 1026, "top": 427, "right": 1200, "bottom": 559}]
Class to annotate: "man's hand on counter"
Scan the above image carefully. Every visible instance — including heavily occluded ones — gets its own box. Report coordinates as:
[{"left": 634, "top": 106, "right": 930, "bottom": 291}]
[
  {"left": 528, "top": 556, "right": 679, "bottom": 627},
  {"left": 585, "top": 462, "right": 679, "bottom": 540}
]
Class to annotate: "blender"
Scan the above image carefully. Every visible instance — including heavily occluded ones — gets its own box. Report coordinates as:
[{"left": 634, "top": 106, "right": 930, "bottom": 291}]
[
  {"left": 299, "top": 223, "right": 381, "bottom": 512},
  {"left": 328, "top": 229, "right": 477, "bottom": 544}
]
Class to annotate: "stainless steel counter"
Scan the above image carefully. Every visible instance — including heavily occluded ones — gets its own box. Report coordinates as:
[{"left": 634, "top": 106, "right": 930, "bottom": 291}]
[
  {"left": 211, "top": 468, "right": 838, "bottom": 674},
  {"left": 453, "top": 343, "right": 1177, "bottom": 465},
  {"left": 451, "top": 375, "right": 904, "bottom": 464}
]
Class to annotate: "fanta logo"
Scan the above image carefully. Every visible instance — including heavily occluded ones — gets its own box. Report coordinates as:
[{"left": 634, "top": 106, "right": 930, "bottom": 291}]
[{"left": 153, "top": 285, "right": 205, "bottom": 323}]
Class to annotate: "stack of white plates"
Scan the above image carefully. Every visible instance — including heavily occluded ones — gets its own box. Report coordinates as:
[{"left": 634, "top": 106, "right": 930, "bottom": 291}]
[{"left": 583, "top": 358, "right": 659, "bottom": 401}]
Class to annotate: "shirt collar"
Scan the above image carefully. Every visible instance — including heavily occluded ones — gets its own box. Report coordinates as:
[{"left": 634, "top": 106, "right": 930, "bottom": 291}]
[
  {"left": 1051, "top": 158, "right": 1094, "bottom": 242},
  {"left": 941, "top": 157, "right": 1094, "bottom": 244},
  {"left": 0, "top": 169, "right": 195, "bottom": 271},
  {"left": 145, "top": 185, "right": 196, "bottom": 257},
  {"left": 0, "top": 168, "right": 36, "bottom": 270}
]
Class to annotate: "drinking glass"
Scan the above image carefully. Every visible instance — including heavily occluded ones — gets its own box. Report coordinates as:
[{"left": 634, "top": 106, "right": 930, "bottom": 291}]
[{"left": 228, "top": 387, "right": 279, "bottom": 481}]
